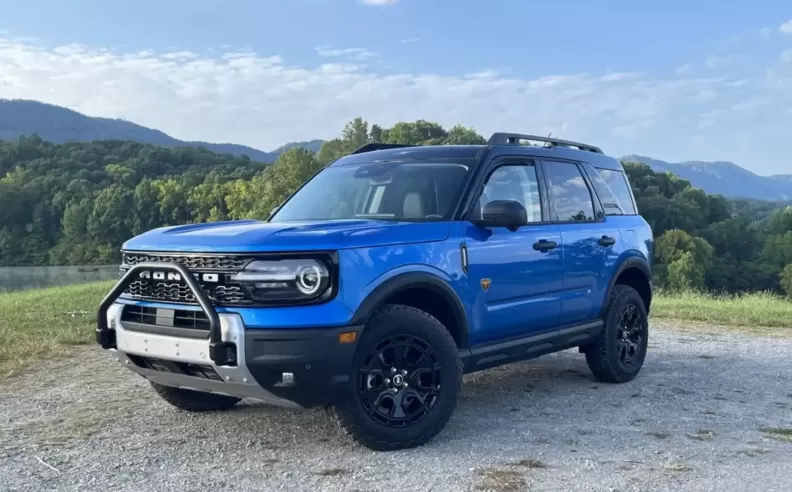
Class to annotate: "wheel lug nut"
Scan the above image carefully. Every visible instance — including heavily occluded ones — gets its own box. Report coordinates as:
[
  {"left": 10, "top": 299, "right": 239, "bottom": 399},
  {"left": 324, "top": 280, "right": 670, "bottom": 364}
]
[
  {"left": 384, "top": 378, "right": 391, "bottom": 385},
  {"left": 404, "top": 383, "right": 409, "bottom": 388},
  {"left": 402, "top": 370, "right": 408, "bottom": 376},
  {"left": 391, "top": 367, "right": 397, "bottom": 374}
]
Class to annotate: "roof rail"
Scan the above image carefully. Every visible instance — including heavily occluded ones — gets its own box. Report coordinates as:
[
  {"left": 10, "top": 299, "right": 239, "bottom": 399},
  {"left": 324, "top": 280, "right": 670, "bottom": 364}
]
[
  {"left": 350, "top": 142, "right": 414, "bottom": 155},
  {"left": 487, "top": 132, "right": 603, "bottom": 154}
]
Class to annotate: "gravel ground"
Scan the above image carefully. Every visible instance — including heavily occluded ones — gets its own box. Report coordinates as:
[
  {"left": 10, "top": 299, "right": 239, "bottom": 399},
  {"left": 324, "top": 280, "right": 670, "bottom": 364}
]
[{"left": 1, "top": 321, "right": 791, "bottom": 492}]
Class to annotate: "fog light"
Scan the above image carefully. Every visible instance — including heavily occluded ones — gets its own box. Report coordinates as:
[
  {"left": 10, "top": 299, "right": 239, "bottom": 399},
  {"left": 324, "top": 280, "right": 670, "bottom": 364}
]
[{"left": 281, "top": 372, "right": 294, "bottom": 384}]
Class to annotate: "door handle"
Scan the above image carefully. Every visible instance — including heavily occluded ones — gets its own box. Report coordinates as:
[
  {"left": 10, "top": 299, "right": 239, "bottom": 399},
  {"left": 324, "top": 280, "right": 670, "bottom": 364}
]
[
  {"left": 533, "top": 239, "right": 557, "bottom": 251},
  {"left": 598, "top": 235, "right": 616, "bottom": 247}
]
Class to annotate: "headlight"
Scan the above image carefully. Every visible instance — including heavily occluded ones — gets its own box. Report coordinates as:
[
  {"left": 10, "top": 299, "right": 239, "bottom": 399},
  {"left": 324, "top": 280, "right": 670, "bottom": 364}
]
[{"left": 231, "top": 258, "right": 331, "bottom": 303}]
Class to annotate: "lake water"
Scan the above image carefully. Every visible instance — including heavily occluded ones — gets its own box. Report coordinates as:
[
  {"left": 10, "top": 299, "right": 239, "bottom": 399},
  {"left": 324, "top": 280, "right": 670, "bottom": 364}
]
[{"left": 0, "top": 265, "right": 119, "bottom": 293}]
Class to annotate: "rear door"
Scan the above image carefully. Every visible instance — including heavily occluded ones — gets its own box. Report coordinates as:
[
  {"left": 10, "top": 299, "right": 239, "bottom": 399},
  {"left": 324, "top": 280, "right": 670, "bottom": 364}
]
[
  {"left": 463, "top": 158, "right": 563, "bottom": 345},
  {"left": 540, "top": 159, "right": 620, "bottom": 326}
]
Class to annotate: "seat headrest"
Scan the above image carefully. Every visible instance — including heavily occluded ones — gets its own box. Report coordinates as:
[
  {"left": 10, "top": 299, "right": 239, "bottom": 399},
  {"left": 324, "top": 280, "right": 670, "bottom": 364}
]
[{"left": 403, "top": 192, "right": 425, "bottom": 219}]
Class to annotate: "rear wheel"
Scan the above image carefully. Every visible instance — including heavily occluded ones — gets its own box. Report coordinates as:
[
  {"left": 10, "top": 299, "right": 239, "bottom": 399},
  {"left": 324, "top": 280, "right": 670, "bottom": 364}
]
[
  {"left": 584, "top": 285, "right": 649, "bottom": 383},
  {"left": 150, "top": 381, "right": 241, "bottom": 412},
  {"left": 329, "top": 304, "right": 463, "bottom": 451}
]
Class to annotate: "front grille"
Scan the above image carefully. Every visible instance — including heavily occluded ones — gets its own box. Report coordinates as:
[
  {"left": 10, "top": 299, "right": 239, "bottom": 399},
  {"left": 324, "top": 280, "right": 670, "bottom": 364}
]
[
  {"left": 127, "top": 354, "right": 223, "bottom": 381},
  {"left": 122, "top": 253, "right": 250, "bottom": 270},
  {"left": 119, "top": 252, "right": 254, "bottom": 306},
  {"left": 124, "top": 280, "right": 250, "bottom": 305},
  {"left": 121, "top": 305, "right": 211, "bottom": 332}
]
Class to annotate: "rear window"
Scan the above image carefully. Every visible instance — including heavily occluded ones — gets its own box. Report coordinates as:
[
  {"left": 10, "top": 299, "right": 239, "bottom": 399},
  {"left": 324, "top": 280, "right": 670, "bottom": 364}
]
[{"left": 590, "top": 167, "right": 637, "bottom": 215}]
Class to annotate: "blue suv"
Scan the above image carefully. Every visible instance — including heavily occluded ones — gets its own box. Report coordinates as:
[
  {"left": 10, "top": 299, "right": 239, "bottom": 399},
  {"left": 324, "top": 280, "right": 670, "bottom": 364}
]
[{"left": 97, "top": 132, "right": 653, "bottom": 451}]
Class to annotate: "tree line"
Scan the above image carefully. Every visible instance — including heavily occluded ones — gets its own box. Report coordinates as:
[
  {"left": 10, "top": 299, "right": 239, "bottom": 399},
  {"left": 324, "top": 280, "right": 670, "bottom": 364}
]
[{"left": 1, "top": 118, "right": 791, "bottom": 297}]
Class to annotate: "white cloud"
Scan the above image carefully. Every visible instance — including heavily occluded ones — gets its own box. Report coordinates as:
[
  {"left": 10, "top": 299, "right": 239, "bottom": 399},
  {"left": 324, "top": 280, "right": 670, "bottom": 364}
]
[
  {"left": 1, "top": 36, "right": 791, "bottom": 173},
  {"left": 315, "top": 46, "right": 379, "bottom": 61},
  {"left": 782, "top": 49, "right": 792, "bottom": 63},
  {"left": 359, "top": 0, "right": 399, "bottom": 5},
  {"left": 675, "top": 64, "right": 691, "bottom": 74},
  {"left": 780, "top": 19, "right": 792, "bottom": 34},
  {"left": 760, "top": 26, "right": 774, "bottom": 37},
  {"left": 400, "top": 37, "right": 420, "bottom": 44}
]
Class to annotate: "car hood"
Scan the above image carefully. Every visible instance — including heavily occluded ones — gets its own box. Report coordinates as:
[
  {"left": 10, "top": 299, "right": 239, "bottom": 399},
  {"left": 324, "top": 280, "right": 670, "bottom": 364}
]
[{"left": 122, "top": 219, "right": 452, "bottom": 253}]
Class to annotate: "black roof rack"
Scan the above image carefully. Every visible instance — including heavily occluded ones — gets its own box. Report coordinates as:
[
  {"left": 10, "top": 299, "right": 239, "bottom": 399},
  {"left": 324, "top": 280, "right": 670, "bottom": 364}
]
[
  {"left": 350, "top": 142, "right": 414, "bottom": 155},
  {"left": 487, "top": 132, "right": 603, "bottom": 154}
]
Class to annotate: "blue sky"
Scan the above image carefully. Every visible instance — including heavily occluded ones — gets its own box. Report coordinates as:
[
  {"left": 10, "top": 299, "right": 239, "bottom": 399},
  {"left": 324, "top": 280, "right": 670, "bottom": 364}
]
[{"left": 2, "top": 0, "right": 792, "bottom": 175}]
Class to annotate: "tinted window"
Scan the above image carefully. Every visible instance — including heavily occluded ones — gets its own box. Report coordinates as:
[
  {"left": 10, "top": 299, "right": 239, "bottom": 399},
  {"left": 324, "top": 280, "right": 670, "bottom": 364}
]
[
  {"left": 544, "top": 162, "right": 596, "bottom": 222},
  {"left": 595, "top": 168, "right": 637, "bottom": 215},
  {"left": 587, "top": 168, "right": 625, "bottom": 215},
  {"left": 271, "top": 161, "right": 470, "bottom": 222},
  {"left": 477, "top": 164, "right": 542, "bottom": 222}
]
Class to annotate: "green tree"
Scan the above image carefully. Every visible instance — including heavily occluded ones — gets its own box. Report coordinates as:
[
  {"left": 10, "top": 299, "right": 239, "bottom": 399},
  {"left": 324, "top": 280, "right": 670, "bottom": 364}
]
[
  {"left": 780, "top": 264, "right": 792, "bottom": 298},
  {"left": 654, "top": 229, "right": 713, "bottom": 290},
  {"left": 667, "top": 251, "right": 702, "bottom": 291}
]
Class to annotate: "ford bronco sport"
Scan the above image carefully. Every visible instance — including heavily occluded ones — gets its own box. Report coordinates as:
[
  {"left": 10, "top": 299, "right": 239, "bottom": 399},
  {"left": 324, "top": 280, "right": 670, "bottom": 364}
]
[{"left": 97, "top": 132, "right": 653, "bottom": 451}]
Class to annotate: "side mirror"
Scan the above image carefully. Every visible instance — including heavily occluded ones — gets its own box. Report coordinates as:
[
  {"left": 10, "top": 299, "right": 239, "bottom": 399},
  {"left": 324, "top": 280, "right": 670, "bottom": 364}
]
[{"left": 473, "top": 200, "right": 528, "bottom": 231}]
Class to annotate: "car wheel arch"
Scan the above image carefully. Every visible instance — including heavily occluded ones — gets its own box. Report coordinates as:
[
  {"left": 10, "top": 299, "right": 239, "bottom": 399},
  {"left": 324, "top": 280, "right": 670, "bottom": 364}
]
[{"left": 350, "top": 272, "right": 470, "bottom": 348}]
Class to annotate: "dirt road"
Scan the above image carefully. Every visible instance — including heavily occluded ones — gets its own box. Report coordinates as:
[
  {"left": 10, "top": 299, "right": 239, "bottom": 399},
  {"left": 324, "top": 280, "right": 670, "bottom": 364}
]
[{"left": 2, "top": 321, "right": 791, "bottom": 492}]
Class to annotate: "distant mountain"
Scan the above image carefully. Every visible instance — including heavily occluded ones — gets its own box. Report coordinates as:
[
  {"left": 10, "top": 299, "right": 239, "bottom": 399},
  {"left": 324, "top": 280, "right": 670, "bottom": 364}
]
[
  {"left": 621, "top": 155, "right": 792, "bottom": 201},
  {"left": 0, "top": 99, "right": 318, "bottom": 163},
  {"left": 270, "top": 139, "right": 325, "bottom": 155},
  {"left": 5, "top": 99, "right": 791, "bottom": 201}
]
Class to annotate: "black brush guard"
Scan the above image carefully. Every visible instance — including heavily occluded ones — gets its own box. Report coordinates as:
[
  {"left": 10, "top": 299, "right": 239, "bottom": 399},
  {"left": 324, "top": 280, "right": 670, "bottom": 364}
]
[{"left": 96, "top": 262, "right": 237, "bottom": 366}]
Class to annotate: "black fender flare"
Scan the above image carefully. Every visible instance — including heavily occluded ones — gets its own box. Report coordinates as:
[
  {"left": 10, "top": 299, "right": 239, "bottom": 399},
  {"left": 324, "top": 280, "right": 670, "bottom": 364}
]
[
  {"left": 599, "top": 257, "right": 652, "bottom": 317},
  {"left": 350, "top": 272, "right": 470, "bottom": 348}
]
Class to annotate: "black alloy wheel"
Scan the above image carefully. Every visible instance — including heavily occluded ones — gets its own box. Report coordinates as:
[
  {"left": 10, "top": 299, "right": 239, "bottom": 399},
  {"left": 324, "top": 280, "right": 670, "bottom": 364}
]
[
  {"left": 329, "top": 304, "right": 462, "bottom": 451},
  {"left": 616, "top": 303, "right": 644, "bottom": 368},
  {"left": 584, "top": 284, "right": 649, "bottom": 383},
  {"left": 358, "top": 334, "right": 442, "bottom": 427}
]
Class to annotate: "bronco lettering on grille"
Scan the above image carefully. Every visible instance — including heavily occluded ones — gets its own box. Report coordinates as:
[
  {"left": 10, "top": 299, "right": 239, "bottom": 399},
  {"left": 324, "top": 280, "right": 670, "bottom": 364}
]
[{"left": 138, "top": 271, "right": 220, "bottom": 283}]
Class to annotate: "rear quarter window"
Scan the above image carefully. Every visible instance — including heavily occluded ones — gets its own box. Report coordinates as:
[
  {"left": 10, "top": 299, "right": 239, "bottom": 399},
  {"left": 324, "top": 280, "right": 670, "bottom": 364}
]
[{"left": 590, "top": 167, "right": 638, "bottom": 215}]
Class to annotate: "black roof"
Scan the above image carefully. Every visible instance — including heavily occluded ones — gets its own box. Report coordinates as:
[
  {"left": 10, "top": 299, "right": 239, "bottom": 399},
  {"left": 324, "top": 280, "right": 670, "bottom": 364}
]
[{"left": 332, "top": 133, "right": 623, "bottom": 170}]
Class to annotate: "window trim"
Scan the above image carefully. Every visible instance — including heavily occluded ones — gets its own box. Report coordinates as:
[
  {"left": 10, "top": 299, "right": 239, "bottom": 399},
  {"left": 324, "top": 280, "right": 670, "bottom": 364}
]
[
  {"left": 539, "top": 158, "right": 606, "bottom": 225},
  {"left": 461, "top": 157, "right": 552, "bottom": 225}
]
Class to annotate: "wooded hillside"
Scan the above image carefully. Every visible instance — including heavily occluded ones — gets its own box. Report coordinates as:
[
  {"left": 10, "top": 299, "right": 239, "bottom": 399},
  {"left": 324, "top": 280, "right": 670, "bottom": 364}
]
[{"left": 1, "top": 117, "right": 790, "bottom": 296}]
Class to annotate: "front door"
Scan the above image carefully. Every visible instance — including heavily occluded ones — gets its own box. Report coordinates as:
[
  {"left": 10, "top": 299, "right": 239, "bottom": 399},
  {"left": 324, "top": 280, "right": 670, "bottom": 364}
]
[{"left": 463, "top": 160, "right": 563, "bottom": 345}]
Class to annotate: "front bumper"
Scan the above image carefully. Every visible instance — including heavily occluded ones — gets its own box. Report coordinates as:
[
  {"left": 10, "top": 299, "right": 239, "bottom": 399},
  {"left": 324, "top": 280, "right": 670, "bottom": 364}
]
[{"left": 97, "top": 262, "right": 363, "bottom": 409}]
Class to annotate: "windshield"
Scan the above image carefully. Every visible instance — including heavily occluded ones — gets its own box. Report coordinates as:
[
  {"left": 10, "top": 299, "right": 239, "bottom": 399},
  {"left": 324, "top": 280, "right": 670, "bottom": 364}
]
[{"left": 270, "top": 161, "right": 471, "bottom": 222}]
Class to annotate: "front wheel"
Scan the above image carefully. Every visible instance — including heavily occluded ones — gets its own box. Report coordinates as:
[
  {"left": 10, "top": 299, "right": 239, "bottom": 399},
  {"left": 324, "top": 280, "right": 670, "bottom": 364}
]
[
  {"left": 584, "top": 285, "right": 649, "bottom": 383},
  {"left": 329, "top": 304, "right": 463, "bottom": 451}
]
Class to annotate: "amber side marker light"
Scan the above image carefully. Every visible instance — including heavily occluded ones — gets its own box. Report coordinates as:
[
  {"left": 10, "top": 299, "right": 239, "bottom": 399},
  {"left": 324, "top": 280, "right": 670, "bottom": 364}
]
[{"left": 339, "top": 332, "right": 357, "bottom": 344}]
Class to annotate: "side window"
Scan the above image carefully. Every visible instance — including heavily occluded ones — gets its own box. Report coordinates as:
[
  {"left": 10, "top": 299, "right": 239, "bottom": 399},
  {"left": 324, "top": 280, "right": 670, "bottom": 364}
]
[
  {"left": 543, "top": 162, "right": 597, "bottom": 222},
  {"left": 478, "top": 164, "right": 542, "bottom": 223},
  {"left": 586, "top": 166, "right": 625, "bottom": 216},
  {"left": 594, "top": 167, "right": 637, "bottom": 215}
]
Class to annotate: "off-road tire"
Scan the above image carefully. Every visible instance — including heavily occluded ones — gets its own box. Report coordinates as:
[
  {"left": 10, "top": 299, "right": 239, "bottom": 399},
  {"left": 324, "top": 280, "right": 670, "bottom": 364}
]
[
  {"left": 329, "top": 304, "right": 463, "bottom": 451},
  {"left": 150, "top": 382, "right": 241, "bottom": 412},
  {"left": 584, "top": 284, "right": 649, "bottom": 383}
]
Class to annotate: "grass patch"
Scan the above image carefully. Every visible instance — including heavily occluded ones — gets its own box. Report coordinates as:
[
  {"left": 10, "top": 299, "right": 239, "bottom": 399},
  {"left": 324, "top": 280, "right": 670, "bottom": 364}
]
[
  {"left": 652, "top": 290, "right": 792, "bottom": 329},
  {"left": 0, "top": 280, "right": 115, "bottom": 377},
  {"left": 510, "top": 458, "right": 547, "bottom": 469},
  {"left": 664, "top": 463, "right": 694, "bottom": 473},
  {"left": 315, "top": 468, "right": 346, "bottom": 476},
  {"left": 687, "top": 429, "right": 716, "bottom": 441},
  {"left": 473, "top": 469, "right": 526, "bottom": 492},
  {"left": 760, "top": 428, "right": 792, "bottom": 442}
]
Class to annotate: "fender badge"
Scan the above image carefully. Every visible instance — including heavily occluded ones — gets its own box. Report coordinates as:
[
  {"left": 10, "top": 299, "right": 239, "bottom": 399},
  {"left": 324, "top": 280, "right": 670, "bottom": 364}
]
[{"left": 480, "top": 278, "right": 491, "bottom": 292}]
